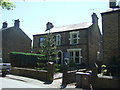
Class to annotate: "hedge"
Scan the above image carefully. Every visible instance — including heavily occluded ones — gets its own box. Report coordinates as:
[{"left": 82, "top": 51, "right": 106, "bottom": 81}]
[
  {"left": 9, "top": 52, "right": 45, "bottom": 67},
  {"left": 10, "top": 52, "right": 44, "bottom": 56}
]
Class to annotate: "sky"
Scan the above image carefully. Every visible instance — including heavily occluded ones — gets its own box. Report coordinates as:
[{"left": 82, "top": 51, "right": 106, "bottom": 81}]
[{"left": 0, "top": 0, "right": 116, "bottom": 40}]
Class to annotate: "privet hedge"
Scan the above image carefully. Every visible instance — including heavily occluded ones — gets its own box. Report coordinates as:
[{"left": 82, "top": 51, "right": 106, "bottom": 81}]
[{"left": 9, "top": 52, "right": 45, "bottom": 67}]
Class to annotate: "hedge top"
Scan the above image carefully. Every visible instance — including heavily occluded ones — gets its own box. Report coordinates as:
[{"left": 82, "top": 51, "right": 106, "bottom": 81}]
[{"left": 9, "top": 52, "right": 45, "bottom": 57}]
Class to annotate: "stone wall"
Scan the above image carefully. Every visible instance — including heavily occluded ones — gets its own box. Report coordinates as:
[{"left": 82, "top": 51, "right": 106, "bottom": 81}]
[
  {"left": 63, "top": 69, "right": 88, "bottom": 84},
  {"left": 92, "top": 75, "right": 120, "bottom": 88},
  {"left": 2, "top": 27, "right": 32, "bottom": 62},
  {"left": 11, "top": 62, "right": 54, "bottom": 82},
  {"left": 101, "top": 9, "right": 120, "bottom": 64},
  {"left": 11, "top": 67, "right": 47, "bottom": 81},
  {"left": 88, "top": 23, "right": 102, "bottom": 67},
  {"left": 33, "top": 29, "right": 89, "bottom": 67},
  {"left": 64, "top": 70, "right": 76, "bottom": 84}
]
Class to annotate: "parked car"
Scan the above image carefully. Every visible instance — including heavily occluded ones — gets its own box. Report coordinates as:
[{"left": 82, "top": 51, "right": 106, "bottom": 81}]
[{"left": 0, "top": 58, "right": 11, "bottom": 77}]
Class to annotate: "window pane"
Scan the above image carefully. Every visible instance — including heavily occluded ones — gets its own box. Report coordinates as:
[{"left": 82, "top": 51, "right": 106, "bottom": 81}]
[
  {"left": 39, "top": 37, "right": 44, "bottom": 46},
  {"left": 75, "top": 51, "right": 79, "bottom": 63},
  {"left": 75, "top": 51, "right": 79, "bottom": 56},
  {"left": 56, "top": 35, "right": 61, "bottom": 46},
  {"left": 69, "top": 51, "right": 74, "bottom": 62},
  {"left": 71, "top": 33, "right": 78, "bottom": 44},
  {"left": 69, "top": 51, "right": 73, "bottom": 56},
  {"left": 75, "top": 58, "right": 79, "bottom": 63},
  {"left": 70, "top": 57, "right": 74, "bottom": 61},
  {"left": 72, "top": 34, "right": 77, "bottom": 38},
  {"left": 73, "top": 39, "right": 77, "bottom": 44},
  {"left": 40, "top": 37, "right": 44, "bottom": 41}
]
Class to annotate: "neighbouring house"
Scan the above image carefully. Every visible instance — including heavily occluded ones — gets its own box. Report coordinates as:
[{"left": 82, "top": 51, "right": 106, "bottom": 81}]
[
  {"left": 33, "top": 13, "right": 102, "bottom": 68},
  {"left": 101, "top": 8, "right": 120, "bottom": 64},
  {"left": 0, "top": 19, "right": 32, "bottom": 62}
]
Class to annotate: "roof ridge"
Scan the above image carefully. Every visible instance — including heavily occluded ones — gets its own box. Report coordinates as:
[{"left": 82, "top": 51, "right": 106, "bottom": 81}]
[
  {"left": 34, "top": 22, "right": 92, "bottom": 35},
  {"left": 0, "top": 26, "right": 14, "bottom": 31},
  {"left": 54, "top": 21, "right": 92, "bottom": 28}
]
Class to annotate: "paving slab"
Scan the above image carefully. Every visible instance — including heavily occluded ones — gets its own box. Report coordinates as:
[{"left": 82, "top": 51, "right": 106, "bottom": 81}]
[{"left": 6, "top": 74, "right": 76, "bottom": 88}]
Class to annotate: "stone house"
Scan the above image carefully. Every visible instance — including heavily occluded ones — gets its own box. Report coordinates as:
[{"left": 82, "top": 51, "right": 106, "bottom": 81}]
[
  {"left": 101, "top": 8, "right": 120, "bottom": 64},
  {"left": 33, "top": 13, "right": 102, "bottom": 67},
  {"left": 0, "top": 19, "right": 32, "bottom": 62}
]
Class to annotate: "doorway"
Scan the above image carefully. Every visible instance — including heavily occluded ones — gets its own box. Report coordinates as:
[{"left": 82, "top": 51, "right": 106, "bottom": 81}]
[{"left": 58, "top": 51, "right": 63, "bottom": 64}]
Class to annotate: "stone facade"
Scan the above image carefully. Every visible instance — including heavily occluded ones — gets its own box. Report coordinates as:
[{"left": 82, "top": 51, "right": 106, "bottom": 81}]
[
  {"left": 0, "top": 20, "right": 32, "bottom": 62},
  {"left": 33, "top": 13, "right": 101, "bottom": 67},
  {"left": 101, "top": 9, "right": 120, "bottom": 64}
]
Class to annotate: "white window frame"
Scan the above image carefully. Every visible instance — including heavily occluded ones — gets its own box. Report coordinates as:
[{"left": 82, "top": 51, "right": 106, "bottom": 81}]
[
  {"left": 69, "top": 31, "right": 80, "bottom": 45},
  {"left": 67, "top": 48, "right": 82, "bottom": 64},
  {"left": 56, "top": 34, "right": 61, "bottom": 46}
]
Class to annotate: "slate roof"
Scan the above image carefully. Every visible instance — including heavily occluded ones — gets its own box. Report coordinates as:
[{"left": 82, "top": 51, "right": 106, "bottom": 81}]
[
  {"left": 0, "top": 26, "right": 31, "bottom": 41},
  {"left": 101, "top": 8, "right": 120, "bottom": 14},
  {"left": 0, "top": 26, "right": 14, "bottom": 31},
  {"left": 34, "top": 22, "right": 92, "bottom": 36}
]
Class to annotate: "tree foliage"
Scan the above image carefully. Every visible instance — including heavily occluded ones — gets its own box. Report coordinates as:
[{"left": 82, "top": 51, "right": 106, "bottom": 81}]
[
  {"left": 0, "top": 0, "right": 15, "bottom": 10},
  {"left": 38, "top": 33, "right": 58, "bottom": 62}
]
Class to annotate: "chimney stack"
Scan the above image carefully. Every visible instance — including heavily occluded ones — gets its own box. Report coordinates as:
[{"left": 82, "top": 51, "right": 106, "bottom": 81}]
[
  {"left": 2, "top": 22, "right": 8, "bottom": 29},
  {"left": 109, "top": 0, "right": 117, "bottom": 8},
  {"left": 91, "top": 13, "right": 98, "bottom": 24},
  {"left": 14, "top": 19, "right": 20, "bottom": 28}
]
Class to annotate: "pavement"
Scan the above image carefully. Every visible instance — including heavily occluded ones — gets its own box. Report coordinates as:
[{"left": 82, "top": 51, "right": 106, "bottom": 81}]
[{"left": 5, "top": 74, "right": 76, "bottom": 88}]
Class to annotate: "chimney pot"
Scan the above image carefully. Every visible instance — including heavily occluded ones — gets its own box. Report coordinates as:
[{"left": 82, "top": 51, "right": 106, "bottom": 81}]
[
  {"left": 2, "top": 22, "right": 8, "bottom": 29},
  {"left": 91, "top": 13, "right": 98, "bottom": 24},
  {"left": 14, "top": 19, "right": 20, "bottom": 28},
  {"left": 109, "top": 0, "right": 116, "bottom": 8}
]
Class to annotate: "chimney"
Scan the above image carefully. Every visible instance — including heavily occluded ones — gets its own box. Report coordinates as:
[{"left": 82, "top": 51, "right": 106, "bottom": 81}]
[
  {"left": 109, "top": 0, "right": 116, "bottom": 8},
  {"left": 14, "top": 19, "right": 20, "bottom": 28},
  {"left": 91, "top": 13, "right": 98, "bottom": 24},
  {"left": 2, "top": 22, "right": 8, "bottom": 29}
]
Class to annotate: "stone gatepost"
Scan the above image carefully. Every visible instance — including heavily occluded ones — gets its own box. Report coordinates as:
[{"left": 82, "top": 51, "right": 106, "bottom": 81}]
[
  {"left": 62, "top": 62, "right": 68, "bottom": 85},
  {"left": 47, "top": 62, "right": 54, "bottom": 82},
  {"left": 91, "top": 63, "right": 98, "bottom": 88},
  {"left": 92, "top": 63, "right": 98, "bottom": 77}
]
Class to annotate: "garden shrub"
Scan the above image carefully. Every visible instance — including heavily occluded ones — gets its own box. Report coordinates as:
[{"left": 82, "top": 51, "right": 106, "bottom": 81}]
[
  {"left": 101, "top": 64, "right": 110, "bottom": 76},
  {"left": 54, "top": 64, "right": 61, "bottom": 73}
]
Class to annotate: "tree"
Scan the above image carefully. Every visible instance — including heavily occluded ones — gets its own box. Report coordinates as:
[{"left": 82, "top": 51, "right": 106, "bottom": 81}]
[
  {"left": 0, "top": 0, "right": 15, "bottom": 10},
  {"left": 38, "top": 32, "right": 58, "bottom": 62}
]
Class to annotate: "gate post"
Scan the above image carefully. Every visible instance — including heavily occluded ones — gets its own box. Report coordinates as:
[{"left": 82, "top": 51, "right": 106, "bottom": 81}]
[{"left": 47, "top": 62, "right": 54, "bottom": 82}]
